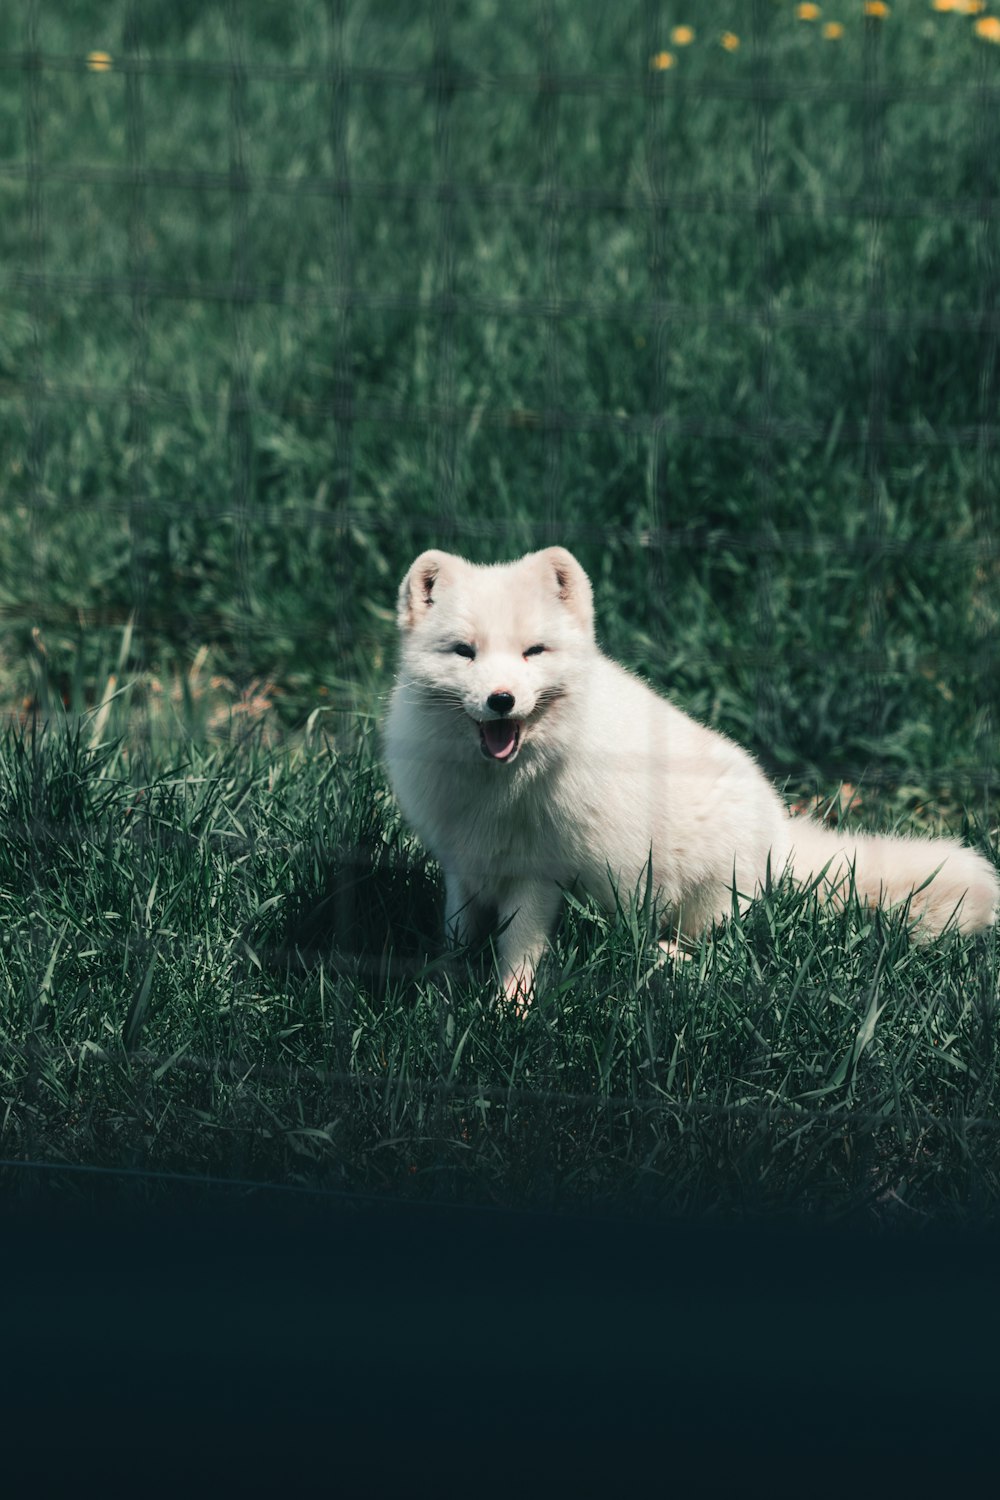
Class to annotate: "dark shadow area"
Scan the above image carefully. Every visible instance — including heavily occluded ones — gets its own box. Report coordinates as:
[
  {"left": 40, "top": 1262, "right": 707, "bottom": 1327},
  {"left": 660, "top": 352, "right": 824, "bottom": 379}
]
[
  {"left": 259, "top": 830, "right": 442, "bottom": 988},
  {"left": 2, "top": 1176, "right": 997, "bottom": 1493}
]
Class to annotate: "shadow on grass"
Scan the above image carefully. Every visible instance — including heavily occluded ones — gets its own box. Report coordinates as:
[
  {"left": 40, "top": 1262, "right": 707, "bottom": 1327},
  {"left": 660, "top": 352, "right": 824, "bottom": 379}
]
[{"left": 262, "top": 837, "right": 438, "bottom": 980}]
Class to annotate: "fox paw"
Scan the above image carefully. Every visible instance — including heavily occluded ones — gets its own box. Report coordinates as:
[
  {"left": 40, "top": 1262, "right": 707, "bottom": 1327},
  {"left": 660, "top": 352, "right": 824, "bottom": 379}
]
[
  {"left": 501, "top": 969, "right": 534, "bottom": 1015},
  {"left": 657, "top": 937, "right": 694, "bottom": 964}
]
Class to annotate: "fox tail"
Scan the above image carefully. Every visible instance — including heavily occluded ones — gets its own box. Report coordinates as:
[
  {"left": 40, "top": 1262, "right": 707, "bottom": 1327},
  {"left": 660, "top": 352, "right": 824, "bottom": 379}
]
[{"left": 783, "top": 819, "right": 998, "bottom": 938}]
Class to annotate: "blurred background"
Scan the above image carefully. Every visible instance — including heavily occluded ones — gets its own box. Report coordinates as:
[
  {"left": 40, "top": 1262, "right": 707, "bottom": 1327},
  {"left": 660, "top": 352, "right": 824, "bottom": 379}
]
[{"left": 2, "top": 0, "right": 997, "bottom": 807}]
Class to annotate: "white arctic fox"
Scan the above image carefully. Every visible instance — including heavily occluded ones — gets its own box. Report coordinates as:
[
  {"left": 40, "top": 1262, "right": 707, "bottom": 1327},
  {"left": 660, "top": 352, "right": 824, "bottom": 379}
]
[{"left": 384, "top": 546, "right": 998, "bottom": 1004}]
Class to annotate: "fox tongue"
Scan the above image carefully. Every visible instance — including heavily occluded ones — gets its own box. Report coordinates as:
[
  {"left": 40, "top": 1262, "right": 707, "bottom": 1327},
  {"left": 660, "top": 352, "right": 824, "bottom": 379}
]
[{"left": 481, "top": 719, "right": 519, "bottom": 760}]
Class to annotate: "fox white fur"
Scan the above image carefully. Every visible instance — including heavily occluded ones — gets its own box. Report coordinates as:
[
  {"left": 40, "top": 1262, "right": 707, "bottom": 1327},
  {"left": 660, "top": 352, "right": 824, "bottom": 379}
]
[{"left": 384, "top": 546, "right": 998, "bottom": 1003}]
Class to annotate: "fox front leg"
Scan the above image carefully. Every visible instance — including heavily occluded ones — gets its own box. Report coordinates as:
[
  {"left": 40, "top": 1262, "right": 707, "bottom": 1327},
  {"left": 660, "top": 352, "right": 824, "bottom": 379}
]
[
  {"left": 495, "top": 882, "right": 563, "bottom": 1012},
  {"left": 443, "top": 868, "right": 491, "bottom": 949}
]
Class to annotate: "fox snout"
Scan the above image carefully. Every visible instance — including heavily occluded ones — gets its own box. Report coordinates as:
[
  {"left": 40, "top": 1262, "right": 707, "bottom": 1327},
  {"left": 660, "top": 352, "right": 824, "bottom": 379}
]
[{"left": 480, "top": 689, "right": 522, "bottom": 762}]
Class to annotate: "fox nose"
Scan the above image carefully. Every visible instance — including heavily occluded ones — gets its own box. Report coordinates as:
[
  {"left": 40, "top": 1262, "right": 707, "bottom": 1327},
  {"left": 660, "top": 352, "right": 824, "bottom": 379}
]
[{"left": 487, "top": 690, "right": 516, "bottom": 716}]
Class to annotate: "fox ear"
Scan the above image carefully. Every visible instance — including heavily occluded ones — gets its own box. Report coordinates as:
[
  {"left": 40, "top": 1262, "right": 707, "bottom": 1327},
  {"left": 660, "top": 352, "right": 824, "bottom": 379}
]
[
  {"left": 534, "top": 547, "right": 594, "bottom": 633},
  {"left": 397, "top": 549, "right": 461, "bottom": 630}
]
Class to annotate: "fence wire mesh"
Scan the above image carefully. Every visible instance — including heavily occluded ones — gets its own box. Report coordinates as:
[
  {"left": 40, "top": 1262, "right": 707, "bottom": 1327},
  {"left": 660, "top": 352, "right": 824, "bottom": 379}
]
[
  {"left": 3, "top": 6, "right": 998, "bottom": 756},
  {"left": 1, "top": 2, "right": 999, "bottom": 1213}
]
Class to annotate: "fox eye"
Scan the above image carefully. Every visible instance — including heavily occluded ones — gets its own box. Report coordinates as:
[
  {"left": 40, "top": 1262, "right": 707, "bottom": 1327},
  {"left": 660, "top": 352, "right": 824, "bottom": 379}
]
[
  {"left": 451, "top": 643, "right": 476, "bottom": 659},
  {"left": 523, "top": 644, "right": 546, "bottom": 658}
]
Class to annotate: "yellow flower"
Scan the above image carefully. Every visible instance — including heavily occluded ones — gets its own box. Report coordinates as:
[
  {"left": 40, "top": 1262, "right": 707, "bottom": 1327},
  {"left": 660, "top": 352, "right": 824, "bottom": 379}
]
[
  {"left": 720, "top": 31, "right": 741, "bottom": 50},
  {"left": 86, "top": 50, "right": 113, "bottom": 71},
  {"left": 959, "top": 1, "right": 987, "bottom": 13},
  {"left": 823, "top": 20, "right": 845, "bottom": 36},
  {"left": 864, "top": 1, "right": 890, "bottom": 15},
  {"left": 650, "top": 50, "right": 676, "bottom": 70},
  {"left": 974, "top": 14, "right": 1000, "bottom": 39},
  {"left": 797, "top": 3, "right": 822, "bottom": 18},
  {"left": 671, "top": 25, "right": 695, "bottom": 45},
  {"left": 931, "top": 1, "right": 959, "bottom": 11}
]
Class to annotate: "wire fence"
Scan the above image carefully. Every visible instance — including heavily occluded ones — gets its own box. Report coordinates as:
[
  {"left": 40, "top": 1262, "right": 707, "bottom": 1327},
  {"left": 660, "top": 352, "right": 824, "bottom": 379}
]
[
  {"left": 3, "top": 9, "right": 998, "bottom": 764},
  {"left": 2, "top": 3, "right": 1000, "bottom": 1209},
  {"left": 3, "top": 6, "right": 999, "bottom": 756}
]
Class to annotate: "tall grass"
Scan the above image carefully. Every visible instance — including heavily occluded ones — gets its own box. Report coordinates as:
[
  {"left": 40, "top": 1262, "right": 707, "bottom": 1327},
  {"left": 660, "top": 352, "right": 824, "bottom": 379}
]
[{"left": 0, "top": 713, "right": 996, "bottom": 1220}]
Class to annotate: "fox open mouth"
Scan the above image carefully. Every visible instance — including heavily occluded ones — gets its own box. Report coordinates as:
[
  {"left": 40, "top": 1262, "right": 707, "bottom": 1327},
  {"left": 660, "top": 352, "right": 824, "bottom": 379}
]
[{"left": 478, "top": 718, "right": 522, "bottom": 762}]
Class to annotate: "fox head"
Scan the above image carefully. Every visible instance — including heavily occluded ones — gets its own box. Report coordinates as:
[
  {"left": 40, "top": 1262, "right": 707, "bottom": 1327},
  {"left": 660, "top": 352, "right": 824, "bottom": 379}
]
[{"left": 394, "top": 546, "right": 595, "bottom": 764}]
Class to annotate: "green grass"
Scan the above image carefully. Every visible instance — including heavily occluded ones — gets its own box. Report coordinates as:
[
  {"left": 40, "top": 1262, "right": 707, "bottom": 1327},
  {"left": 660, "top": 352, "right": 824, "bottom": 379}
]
[
  {"left": 0, "top": 713, "right": 997, "bottom": 1221},
  {"left": 1, "top": 0, "right": 999, "bottom": 1218}
]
